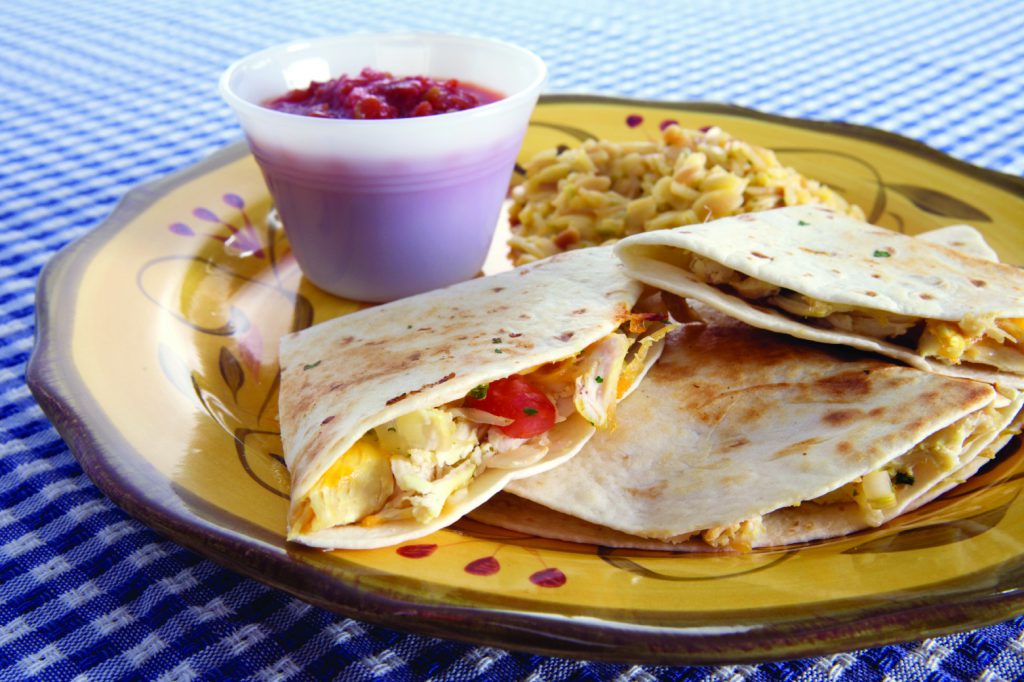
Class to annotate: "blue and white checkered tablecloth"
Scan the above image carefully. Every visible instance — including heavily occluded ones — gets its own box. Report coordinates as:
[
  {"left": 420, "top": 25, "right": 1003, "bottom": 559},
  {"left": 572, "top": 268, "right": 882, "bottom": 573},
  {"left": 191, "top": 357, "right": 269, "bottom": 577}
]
[{"left": 2, "top": 0, "right": 1023, "bottom": 679}]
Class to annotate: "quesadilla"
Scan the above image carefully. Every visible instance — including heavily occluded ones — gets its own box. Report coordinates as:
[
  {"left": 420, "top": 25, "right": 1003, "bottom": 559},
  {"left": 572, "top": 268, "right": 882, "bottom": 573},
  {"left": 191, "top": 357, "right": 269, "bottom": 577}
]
[
  {"left": 278, "top": 247, "right": 674, "bottom": 549},
  {"left": 490, "top": 303, "right": 1023, "bottom": 551},
  {"left": 613, "top": 205, "right": 1024, "bottom": 387}
]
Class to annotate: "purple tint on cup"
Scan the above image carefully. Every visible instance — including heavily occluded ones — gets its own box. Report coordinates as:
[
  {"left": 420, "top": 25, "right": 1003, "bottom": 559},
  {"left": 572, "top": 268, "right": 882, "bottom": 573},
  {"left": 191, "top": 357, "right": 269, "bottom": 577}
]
[
  {"left": 253, "top": 135, "right": 522, "bottom": 302},
  {"left": 219, "top": 33, "right": 547, "bottom": 301}
]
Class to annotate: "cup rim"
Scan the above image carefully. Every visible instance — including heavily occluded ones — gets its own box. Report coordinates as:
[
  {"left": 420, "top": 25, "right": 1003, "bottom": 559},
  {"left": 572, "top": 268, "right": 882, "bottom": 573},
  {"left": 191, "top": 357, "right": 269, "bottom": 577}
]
[{"left": 218, "top": 32, "right": 548, "bottom": 127}]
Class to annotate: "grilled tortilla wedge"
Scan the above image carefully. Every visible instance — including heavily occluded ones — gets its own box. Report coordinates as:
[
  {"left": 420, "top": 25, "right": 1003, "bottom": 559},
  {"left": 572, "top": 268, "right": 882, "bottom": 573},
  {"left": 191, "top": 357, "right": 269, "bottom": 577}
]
[
  {"left": 614, "top": 205, "right": 1024, "bottom": 387},
  {"left": 279, "top": 247, "right": 673, "bottom": 549},
  {"left": 493, "top": 303, "right": 1022, "bottom": 551}
]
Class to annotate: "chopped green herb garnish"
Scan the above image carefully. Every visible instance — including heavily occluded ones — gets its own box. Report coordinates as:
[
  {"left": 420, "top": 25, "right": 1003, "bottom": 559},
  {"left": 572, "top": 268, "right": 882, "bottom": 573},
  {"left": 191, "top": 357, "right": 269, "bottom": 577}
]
[
  {"left": 523, "top": 407, "right": 538, "bottom": 416},
  {"left": 492, "top": 337, "right": 502, "bottom": 344},
  {"left": 468, "top": 384, "right": 489, "bottom": 400},
  {"left": 494, "top": 348, "right": 503, "bottom": 354},
  {"left": 798, "top": 220, "right": 809, "bottom": 226},
  {"left": 595, "top": 375, "right": 604, "bottom": 383},
  {"left": 894, "top": 471, "right": 915, "bottom": 486},
  {"left": 303, "top": 360, "right": 321, "bottom": 370},
  {"left": 873, "top": 249, "right": 891, "bottom": 258}
]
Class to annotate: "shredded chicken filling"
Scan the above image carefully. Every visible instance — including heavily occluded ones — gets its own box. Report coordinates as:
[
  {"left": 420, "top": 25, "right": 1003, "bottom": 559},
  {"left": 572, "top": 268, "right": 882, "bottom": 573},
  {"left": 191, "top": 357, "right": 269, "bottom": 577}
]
[
  {"left": 291, "top": 318, "right": 675, "bottom": 537},
  {"left": 806, "top": 397, "right": 1013, "bottom": 526},
  {"left": 691, "top": 392, "right": 1020, "bottom": 550},
  {"left": 700, "top": 517, "right": 766, "bottom": 552},
  {"left": 682, "top": 253, "right": 1024, "bottom": 369}
]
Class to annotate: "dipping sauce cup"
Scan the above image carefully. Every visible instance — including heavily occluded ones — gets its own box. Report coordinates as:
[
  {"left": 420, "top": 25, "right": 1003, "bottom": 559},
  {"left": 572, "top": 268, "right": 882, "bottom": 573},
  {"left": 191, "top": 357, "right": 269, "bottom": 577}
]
[{"left": 219, "top": 33, "right": 547, "bottom": 302}]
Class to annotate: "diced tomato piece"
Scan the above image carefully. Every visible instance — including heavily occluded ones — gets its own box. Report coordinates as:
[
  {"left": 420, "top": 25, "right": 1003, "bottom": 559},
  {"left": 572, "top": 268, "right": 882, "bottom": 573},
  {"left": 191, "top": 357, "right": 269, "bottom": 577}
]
[{"left": 463, "top": 375, "right": 556, "bottom": 438}]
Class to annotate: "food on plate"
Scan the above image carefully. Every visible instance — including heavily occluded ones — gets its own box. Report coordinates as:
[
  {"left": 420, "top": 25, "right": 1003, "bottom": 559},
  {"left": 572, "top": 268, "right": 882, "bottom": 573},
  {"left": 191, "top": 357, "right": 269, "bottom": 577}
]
[
  {"left": 221, "top": 34, "right": 545, "bottom": 301},
  {"left": 265, "top": 67, "right": 502, "bottom": 119},
  {"left": 485, "top": 303, "right": 1024, "bottom": 551},
  {"left": 278, "top": 247, "right": 674, "bottom": 549},
  {"left": 507, "top": 124, "right": 864, "bottom": 265},
  {"left": 614, "top": 204, "right": 1024, "bottom": 387}
]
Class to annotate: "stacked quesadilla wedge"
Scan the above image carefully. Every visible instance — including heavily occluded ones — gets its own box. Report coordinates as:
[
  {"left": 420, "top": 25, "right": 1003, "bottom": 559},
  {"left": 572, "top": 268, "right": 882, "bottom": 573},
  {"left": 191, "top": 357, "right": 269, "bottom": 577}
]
[
  {"left": 613, "top": 205, "right": 1024, "bottom": 387},
  {"left": 279, "top": 247, "right": 674, "bottom": 549},
  {"left": 483, "top": 304, "right": 1023, "bottom": 551}
]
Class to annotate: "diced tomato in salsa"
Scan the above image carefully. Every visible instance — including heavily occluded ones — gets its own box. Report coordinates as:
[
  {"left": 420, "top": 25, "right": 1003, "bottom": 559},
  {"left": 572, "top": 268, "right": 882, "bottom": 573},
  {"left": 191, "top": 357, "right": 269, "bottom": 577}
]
[
  {"left": 463, "top": 375, "right": 556, "bottom": 439},
  {"left": 264, "top": 67, "right": 503, "bottom": 119}
]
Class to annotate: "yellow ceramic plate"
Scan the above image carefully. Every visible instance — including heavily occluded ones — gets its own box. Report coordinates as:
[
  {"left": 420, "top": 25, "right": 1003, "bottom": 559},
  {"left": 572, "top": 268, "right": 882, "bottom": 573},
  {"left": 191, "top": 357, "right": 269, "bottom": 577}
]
[{"left": 28, "top": 96, "right": 1024, "bottom": 664}]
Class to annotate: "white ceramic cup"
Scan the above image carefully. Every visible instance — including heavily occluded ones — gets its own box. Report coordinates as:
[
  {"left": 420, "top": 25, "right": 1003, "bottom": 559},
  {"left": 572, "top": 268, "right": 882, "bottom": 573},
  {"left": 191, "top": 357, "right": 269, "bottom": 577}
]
[{"left": 219, "top": 33, "right": 547, "bottom": 302}]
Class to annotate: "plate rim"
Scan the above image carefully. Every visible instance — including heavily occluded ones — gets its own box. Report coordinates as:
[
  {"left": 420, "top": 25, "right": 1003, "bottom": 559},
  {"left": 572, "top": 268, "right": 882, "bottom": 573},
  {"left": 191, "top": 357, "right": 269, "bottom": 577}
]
[{"left": 26, "top": 95, "right": 1024, "bottom": 664}]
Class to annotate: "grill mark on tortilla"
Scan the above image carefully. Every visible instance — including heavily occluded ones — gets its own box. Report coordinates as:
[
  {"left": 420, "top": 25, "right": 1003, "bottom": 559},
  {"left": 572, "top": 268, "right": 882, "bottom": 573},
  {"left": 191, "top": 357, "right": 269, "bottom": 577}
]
[
  {"left": 751, "top": 251, "right": 772, "bottom": 260},
  {"left": 823, "top": 408, "right": 865, "bottom": 427},
  {"left": 626, "top": 481, "right": 667, "bottom": 499},
  {"left": 556, "top": 331, "right": 575, "bottom": 342},
  {"left": 813, "top": 370, "right": 873, "bottom": 397},
  {"left": 386, "top": 372, "right": 457, "bottom": 406},
  {"left": 770, "top": 436, "right": 824, "bottom": 460},
  {"left": 970, "top": 278, "right": 988, "bottom": 288},
  {"left": 321, "top": 415, "right": 335, "bottom": 425}
]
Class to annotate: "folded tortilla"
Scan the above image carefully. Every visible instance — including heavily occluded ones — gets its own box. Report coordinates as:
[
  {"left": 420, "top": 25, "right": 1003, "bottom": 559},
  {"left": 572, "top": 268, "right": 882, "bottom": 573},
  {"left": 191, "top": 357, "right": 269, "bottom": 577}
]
[
  {"left": 278, "top": 247, "right": 673, "bottom": 549},
  {"left": 490, "top": 303, "right": 1023, "bottom": 551},
  {"left": 613, "top": 205, "right": 1024, "bottom": 387}
]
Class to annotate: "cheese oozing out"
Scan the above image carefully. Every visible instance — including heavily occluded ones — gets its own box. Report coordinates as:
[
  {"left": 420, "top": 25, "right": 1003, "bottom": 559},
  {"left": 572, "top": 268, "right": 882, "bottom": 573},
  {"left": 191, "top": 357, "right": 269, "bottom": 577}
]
[
  {"left": 290, "top": 318, "right": 675, "bottom": 537},
  {"left": 679, "top": 253, "right": 1024, "bottom": 371},
  {"left": 679, "top": 387, "right": 1022, "bottom": 550}
]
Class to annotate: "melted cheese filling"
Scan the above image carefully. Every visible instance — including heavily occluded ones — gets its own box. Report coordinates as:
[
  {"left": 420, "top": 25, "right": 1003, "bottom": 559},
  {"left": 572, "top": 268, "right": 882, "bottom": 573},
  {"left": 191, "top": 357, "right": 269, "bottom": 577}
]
[
  {"left": 682, "top": 253, "right": 1024, "bottom": 371},
  {"left": 689, "top": 390, "right": 1020, "bottom": 550},
  {"left": 290, "top": 320, "right": 675, "bottom": 538}
]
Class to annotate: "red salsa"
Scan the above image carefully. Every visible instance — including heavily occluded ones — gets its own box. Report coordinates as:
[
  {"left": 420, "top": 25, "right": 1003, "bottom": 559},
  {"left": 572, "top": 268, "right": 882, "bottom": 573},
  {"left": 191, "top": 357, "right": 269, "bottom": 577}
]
[{"left": 264, "top": 67, "right": 503, "bottom": 120}]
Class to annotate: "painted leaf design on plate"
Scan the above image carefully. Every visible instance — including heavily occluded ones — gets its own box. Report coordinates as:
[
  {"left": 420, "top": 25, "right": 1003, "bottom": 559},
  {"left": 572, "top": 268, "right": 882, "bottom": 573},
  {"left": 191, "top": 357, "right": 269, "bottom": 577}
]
[
  {"left": 842, "top": 500, "right": 1012, "bottom": 554},
  {"left": 291, "top": 293, "right": 314, "bottom": 334},
  {"left": 886, "top": 183, "right": 991, "bottom": 222},
  {"left": 465, "top": 556, "right": 501, "bottom": 576},
  {"left": 530, "top": 568, "right": 567, "bottom": 588},
  {"left": 396, "top": 544, "right": 438, "bottom": 559},
  {"left": 157, "top": 342, "right": 200, "bottom": 406},
  {"left": 233, "top": 427, "right": 289, "bottom": 498},
  {"left": 219, "top": 346, "right": 245, "bottom": 401}
]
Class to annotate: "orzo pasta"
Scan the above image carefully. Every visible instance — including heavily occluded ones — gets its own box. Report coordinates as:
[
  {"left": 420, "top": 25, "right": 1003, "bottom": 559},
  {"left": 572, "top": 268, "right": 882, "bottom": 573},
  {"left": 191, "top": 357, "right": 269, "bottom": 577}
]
[{"left": 507, "top": 124, "right": 865, "bottom": 265}]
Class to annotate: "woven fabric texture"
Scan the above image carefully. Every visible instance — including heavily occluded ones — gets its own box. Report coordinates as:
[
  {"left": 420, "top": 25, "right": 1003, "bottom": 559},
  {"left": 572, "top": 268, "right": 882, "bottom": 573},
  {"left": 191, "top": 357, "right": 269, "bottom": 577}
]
[{"left": 2, "top": 0, "right": 1023, "bottom": 679}]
